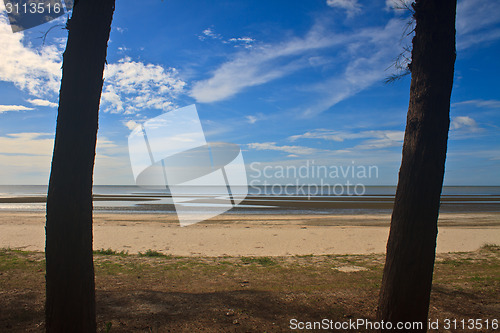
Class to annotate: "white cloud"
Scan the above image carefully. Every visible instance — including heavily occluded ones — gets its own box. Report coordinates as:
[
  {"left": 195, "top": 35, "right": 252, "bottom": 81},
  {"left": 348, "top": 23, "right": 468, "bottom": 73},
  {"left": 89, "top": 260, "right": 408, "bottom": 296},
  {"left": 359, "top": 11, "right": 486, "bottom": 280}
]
[
  {"left": 117, "top": 46, "right": 131, "bottom": 53},
  {"left": 0, "top": 11, "right": 185, "bottom": 116},
  {"left": 27, "top": 99, "right": 58, "bottom": 107},
  {"left": 124, "top": 120, "right": 139, "bottom": 130},
  {"left": 228, "top": 37, "right": 254, "bottom": 43},
  {"left": 326, "top": 0, "right": 362, "bottom": 17},
  {"left": 0, "top": 13, "right": 63, "bottom": 98},
  {"left": 227, "top": 37, "right": 255, "bottom": 49},
  {"left": 452, "top": 99, "right": 500, "bottom": 109},
  {"left": 101, "top": 57, "right": 186, "bottom": 114},
  {"left": 246, "top": 115, "right": 258, "bottom": 124},
  {"left": 247, "top": 142, "right": 319, "bottom": 155},
  {"left": 451, "top": 116, "right": 476, "bottom": 130},
  {"left": 289, "top": 129, "right": 405, "bottom": 149},
  {"left": 450, "top": 116, "right": 484, "bottom": 135},
  {"left": 198, "top": 27, "right": 222, "bottom": 41},
  {"left": 199, "top": 27, "right": 257, "bottom": 49},
  {"left": 245, "top": 113, "right": 266, "bottom": 124},
  {"left": 0, "top": 105, "right": 34, "bottom": 113}
]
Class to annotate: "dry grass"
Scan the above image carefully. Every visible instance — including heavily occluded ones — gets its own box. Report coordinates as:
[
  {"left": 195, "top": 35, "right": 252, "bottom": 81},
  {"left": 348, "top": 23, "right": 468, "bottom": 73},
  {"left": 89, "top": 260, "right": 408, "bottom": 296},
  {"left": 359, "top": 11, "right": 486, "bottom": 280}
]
[{"left": 1, "top": 246, "right": 498, "bottom": 332}]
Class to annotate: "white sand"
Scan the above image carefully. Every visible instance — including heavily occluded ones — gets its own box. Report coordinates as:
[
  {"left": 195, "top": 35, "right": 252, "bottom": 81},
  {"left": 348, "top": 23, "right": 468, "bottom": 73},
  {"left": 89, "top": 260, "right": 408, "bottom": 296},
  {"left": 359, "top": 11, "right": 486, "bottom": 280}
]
[{"left": 0, "top": 212, "right": 499, "bottom": 256}]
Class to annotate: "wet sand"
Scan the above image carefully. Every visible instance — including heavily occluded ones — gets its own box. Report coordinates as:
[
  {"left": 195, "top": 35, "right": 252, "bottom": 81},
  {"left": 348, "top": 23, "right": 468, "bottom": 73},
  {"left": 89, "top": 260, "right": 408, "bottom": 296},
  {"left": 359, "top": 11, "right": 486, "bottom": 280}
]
[
  {"left": 0, "top": 211, "right": 499, "bottom": 256},
  {"left": 2, "top": 192, "right": 500, "bottom": 213}
]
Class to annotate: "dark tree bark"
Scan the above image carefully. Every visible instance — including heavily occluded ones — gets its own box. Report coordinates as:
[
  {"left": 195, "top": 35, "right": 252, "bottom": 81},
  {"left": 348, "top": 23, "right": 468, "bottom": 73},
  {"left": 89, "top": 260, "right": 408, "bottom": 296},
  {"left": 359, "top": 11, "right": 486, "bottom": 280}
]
[
  {"left": 377, "top": 0, "right": 456, "bottom": 331},
  {"left": 45, "top": 0, "right": 115, "bottom": 331}
]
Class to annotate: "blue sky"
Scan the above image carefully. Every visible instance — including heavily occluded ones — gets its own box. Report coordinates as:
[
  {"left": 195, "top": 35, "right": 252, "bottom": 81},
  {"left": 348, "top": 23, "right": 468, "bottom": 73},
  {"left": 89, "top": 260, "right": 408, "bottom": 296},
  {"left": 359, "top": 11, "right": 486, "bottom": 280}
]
[{"left": 0, "top": 0, "right": 499, "bottom": 185}]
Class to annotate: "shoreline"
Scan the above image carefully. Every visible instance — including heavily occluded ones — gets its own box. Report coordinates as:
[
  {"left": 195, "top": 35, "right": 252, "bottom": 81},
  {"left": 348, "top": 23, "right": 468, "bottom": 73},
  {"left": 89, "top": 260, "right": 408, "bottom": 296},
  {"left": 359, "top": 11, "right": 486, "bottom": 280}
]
[
  {"left": 1, "top": 211, "right": 499, "bottom": 256},
  {"left": 1, "top": 192, "right": 500, "bottom": 213}
]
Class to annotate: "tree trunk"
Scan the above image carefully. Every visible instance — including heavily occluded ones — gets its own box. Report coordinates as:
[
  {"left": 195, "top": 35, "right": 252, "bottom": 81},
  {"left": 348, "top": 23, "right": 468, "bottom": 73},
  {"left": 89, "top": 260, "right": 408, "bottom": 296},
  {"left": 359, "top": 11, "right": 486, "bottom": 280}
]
[
  {"left": 45, "top": 0, "right": 115, "bottom": 331},
  {"left": 377, "top": 0, "right": 456, "bottom": 331}
]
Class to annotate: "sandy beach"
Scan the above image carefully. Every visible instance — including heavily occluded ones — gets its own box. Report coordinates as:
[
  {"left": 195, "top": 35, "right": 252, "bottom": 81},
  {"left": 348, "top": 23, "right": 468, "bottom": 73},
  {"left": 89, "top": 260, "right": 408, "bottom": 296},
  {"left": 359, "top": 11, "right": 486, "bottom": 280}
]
[{"left": 1, "top": 211, "right": 499, "bottom": 256}]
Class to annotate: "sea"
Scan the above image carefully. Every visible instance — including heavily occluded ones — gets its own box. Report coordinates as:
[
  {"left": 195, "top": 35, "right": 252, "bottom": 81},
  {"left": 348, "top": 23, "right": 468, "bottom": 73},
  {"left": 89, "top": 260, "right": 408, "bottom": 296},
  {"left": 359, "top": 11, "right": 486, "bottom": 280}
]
[{"left": 0, "top": 185, "right": 499, "bottom": 215}]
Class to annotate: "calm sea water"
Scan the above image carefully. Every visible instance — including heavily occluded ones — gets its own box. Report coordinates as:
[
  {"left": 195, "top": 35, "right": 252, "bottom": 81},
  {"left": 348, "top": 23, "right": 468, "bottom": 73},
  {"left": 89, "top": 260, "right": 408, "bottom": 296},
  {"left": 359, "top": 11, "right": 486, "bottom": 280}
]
[{"left": 0, "top": 185, "right": 499, "bottom": 214}]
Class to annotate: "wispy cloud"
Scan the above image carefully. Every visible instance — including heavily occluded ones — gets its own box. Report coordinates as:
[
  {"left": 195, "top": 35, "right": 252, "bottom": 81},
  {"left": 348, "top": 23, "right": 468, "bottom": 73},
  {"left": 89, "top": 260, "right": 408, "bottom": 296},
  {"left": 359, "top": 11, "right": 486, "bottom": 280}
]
[
  {"left": 289, "top": 129, "right": 346, "bottom": 142},
  {"left": 0, "top": 105, "right": 34, "bottom": 113},
  {"left": 451, "top": 116, "right": 479, "bottom": 130},
  {"left": 0, "top": 132, "right": 53, "bottom": 155},
  {"left": 354, "top": 131, "right": 404, "bottom": 149},
  {"left": 289, "top": 129, "right": 405, "bottom": 149},
  {"left": 191, "top": 0, "right": 500, "bottom": 117},
  {"left": 247, "top": 142, "right": 319, "bottom": 155},
  {"left": 452, "top": 99, "right": 500, "bottom": 109},
  {"left": 198, "top": 27, "right": 256, "bottom": 49},
  {"left": 456, "top": 0, "right": 500, "bottom": 50},
  {"left": 449, "top": 116, "right": 485, "bottom": 139},
  {"left": 0, "top": 132, "right": 128, "bottom": 184},
  {"left": 191, "top": 22, "right": 349, "bottom": 103},
  {"left": 300, "top": 19, "right": 407, "bottom": 117},
  {"left": 245, "top": 113, "right": 266, "bottom": 124},
  {"left": 326, "top": 0, "right": 362, "bottom": 17},
  {"left": 27, "top": 99, "right": 58, "bottom": 107},
  {"left": 191, "top": 16, "right": 407, "bottom": 117}
]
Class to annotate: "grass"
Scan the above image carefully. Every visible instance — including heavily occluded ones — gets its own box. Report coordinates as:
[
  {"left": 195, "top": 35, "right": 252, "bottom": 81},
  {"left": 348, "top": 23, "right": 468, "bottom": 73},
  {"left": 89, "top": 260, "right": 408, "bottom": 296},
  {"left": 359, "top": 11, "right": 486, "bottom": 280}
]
[
  {"left": 481, "top": 243, "right": 500, "bottom": 251},
  {"left": 138, "top": 249, "right": 172, "bottom": 258},
  {"left": 1, "top": 247, "right": 499, "bottom": 331},
  {"left": 240, "top": 256, "right": 277, "bottom": 266},
  {"left": 94, "top": 248, "right": 129, "bottom": 256},
  {"left": 294, "top": 254, "right": 314, "bottom": 258}
]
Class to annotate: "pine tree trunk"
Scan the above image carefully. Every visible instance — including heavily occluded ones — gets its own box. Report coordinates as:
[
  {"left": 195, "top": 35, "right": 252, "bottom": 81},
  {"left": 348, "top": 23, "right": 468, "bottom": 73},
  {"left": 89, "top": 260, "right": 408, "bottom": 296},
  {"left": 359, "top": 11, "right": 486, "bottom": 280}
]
[
  {"left": 377, "top": 0, "right": 456, "bottom": 331},
  {"left": 45, "top": 0, "right": 115, "bottom": 331}
]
